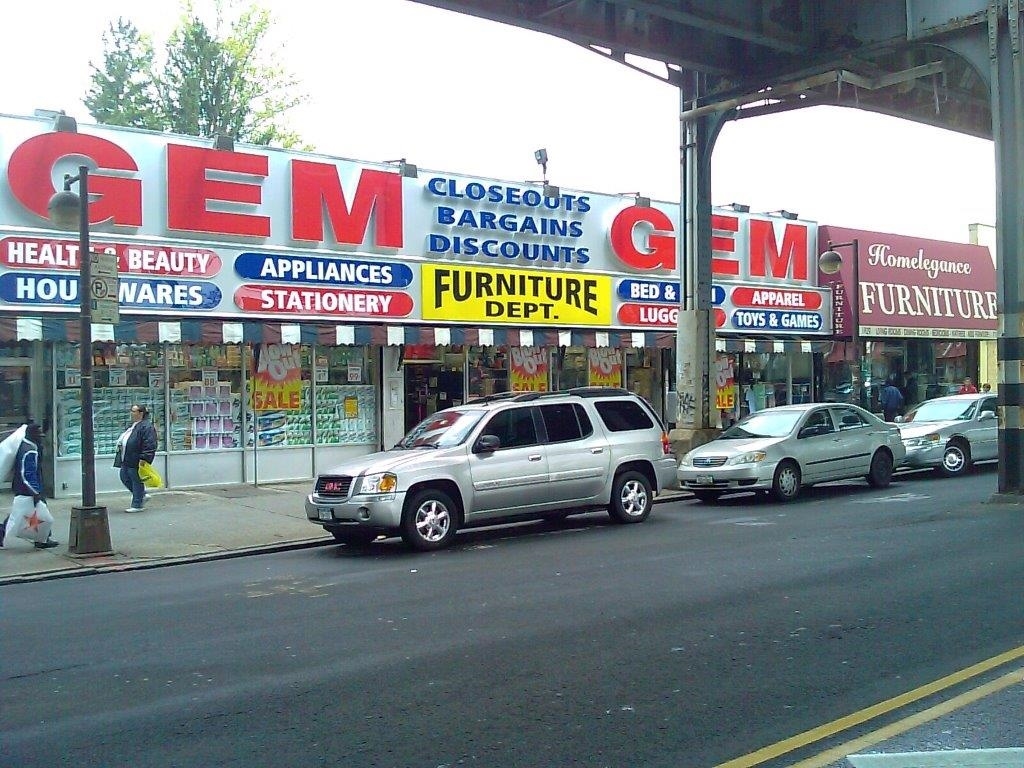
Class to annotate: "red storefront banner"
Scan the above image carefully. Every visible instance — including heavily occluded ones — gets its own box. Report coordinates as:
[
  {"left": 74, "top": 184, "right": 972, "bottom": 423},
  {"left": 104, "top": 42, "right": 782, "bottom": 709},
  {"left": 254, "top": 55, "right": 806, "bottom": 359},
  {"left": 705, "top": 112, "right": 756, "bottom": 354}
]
[{"left": 818, "top": 225, "right": 997, "bottom": 339}]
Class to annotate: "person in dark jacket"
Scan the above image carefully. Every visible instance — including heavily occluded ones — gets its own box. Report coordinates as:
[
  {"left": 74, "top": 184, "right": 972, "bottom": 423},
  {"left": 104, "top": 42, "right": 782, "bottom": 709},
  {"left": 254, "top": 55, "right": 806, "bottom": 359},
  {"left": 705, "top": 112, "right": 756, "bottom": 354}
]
[
  {"left": 118, "top": 404, "right": 158, "bottom": 512},
  {"left": 1, "top": 422, "right": 58, "bottom": 548},
  {"left": 879, "top": 379, "right": 905, "bottom": 422}
]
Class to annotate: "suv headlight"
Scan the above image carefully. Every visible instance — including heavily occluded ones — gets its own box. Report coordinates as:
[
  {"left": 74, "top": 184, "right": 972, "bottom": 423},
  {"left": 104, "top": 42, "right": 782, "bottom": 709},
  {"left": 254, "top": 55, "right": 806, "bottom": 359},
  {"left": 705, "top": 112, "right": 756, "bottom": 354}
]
[
  {"left": 358, "top": 472, "right": 398, "bottom": 494},
  {"left": 726, "top": 451, "right": 767, "bottom": 466},
  {"left": 903, "top": 434, "right": 940, "bottom": 448}
]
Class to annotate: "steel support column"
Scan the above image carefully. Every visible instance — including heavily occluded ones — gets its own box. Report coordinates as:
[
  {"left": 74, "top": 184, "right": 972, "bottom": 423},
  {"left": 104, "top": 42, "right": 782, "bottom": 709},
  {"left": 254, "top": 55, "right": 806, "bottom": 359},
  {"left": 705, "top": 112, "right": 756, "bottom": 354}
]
[
  {"left": 990, "top": 0, "right": 1024, "bottom": 494},
  {"left": 671, "top": 87, "right": 730, "bottom": 455}
]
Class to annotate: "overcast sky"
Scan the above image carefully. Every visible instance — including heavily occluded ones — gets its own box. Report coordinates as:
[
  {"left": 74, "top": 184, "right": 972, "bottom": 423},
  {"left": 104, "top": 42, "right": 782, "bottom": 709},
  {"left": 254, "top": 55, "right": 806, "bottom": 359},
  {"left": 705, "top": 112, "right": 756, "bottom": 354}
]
[{"left": 0, "top": 0, "right": 996, "bottom": 243}]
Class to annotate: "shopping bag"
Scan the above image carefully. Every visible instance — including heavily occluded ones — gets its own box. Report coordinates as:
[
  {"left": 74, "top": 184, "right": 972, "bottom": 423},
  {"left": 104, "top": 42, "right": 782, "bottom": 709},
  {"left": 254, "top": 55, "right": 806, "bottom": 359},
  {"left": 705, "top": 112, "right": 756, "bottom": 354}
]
[
  {"left": 0, "top": 424, "right": 27, "bottom": 483},
  {"left": 138, "top": 460, "right": 163, "bottom": 489},
  {"left": 5, "top": 496, "right": 54, "bottom": 544}
]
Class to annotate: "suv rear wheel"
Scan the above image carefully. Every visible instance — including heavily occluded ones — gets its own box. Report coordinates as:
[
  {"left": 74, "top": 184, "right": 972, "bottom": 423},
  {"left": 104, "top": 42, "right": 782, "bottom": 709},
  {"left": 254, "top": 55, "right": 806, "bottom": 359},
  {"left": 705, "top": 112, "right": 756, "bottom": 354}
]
[
  {"left": 401, "top": 489, "right": 458, "bottom": 550},
  {"left": 608, "top": 470, "right": 652, "bottom": 524}
]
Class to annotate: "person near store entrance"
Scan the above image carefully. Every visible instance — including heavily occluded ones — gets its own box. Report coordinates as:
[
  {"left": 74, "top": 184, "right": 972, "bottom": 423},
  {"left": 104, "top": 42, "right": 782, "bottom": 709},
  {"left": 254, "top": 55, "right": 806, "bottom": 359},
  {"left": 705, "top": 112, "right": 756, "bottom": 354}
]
[
  {"left": 959, "top": 377, "right": 979, "bottom": 394},
  {"left": 879, "top": 378, "right": 905, "bottom": 422},
  {"left": 115, "top": 404, "right": 158, "bottom": 513},
  {"left": 0, "top": 422, "right": 59, "bottom": 549}
]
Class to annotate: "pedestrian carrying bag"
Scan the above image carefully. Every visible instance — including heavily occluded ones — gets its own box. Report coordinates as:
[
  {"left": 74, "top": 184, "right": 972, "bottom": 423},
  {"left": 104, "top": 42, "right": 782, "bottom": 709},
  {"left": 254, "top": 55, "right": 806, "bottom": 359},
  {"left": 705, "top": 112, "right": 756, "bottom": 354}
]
[
  {"left": 0, "top": 424, "right": 27, "bottom": 483},
  {"left": 6, "top": 496, "right": 54, "bottom": 544},
  {"left": 138, "top": 460, "right": 163, "bottom": 489}
]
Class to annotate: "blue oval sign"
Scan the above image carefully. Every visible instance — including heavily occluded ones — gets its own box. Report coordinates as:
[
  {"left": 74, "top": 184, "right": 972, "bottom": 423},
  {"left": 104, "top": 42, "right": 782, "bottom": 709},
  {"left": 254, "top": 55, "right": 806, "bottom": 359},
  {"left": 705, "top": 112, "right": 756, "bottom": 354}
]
[
  {"left": 0, "top": 273, "right": 222, "bottom": 310},
  {"left": 235, "top": 253, "right": 412, "bottom": 288},
  {"left": 731, "top": 309, "right": 823, "bottom": 332}
]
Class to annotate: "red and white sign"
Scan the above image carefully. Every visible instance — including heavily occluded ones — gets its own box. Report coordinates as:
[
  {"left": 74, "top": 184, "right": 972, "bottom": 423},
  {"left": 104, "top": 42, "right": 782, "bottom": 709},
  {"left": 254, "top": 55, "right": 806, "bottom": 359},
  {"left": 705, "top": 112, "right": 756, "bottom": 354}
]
[
  {"left": 819, "top": 225, "right": 997, "bottom": 339},
  {"left": 233, "top": 285, "right": 413, "bottom": 317}
]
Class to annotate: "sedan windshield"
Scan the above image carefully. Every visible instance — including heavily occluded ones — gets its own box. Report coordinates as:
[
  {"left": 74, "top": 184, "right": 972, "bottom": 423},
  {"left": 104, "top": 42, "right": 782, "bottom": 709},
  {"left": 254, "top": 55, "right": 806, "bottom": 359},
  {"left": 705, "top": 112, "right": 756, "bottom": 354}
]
[
  {"left": 396, "top": 409, "right": 485, "bottom": 448},
  {"left": 903, "top": 399, "right": 977, "bottom": 423},
  {"left": 721, "top": 409, "right": 803, "bottom": 439}
]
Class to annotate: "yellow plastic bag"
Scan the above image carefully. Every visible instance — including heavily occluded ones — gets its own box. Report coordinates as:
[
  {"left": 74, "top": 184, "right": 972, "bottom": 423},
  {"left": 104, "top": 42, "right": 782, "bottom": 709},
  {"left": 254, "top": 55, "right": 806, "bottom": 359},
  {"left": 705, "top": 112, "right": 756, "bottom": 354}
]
[{"left": 138, "top": 460, "right": 163, "bottom": 489}]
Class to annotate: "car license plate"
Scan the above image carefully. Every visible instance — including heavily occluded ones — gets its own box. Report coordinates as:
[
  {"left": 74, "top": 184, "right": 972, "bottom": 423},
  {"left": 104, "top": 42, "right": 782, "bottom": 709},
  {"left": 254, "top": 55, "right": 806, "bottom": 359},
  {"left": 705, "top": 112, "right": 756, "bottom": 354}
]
[
  {"left": 318, "top": 506, "right": 333, "bottom": 521},
  {"left": 695, "top": 474, "right": 714, "bottom": 486}
]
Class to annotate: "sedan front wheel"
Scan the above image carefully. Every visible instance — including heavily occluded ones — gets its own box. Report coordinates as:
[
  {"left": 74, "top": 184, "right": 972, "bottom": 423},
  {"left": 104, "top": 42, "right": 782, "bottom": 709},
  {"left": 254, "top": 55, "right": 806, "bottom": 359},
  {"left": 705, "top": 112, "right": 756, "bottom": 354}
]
[
  {"left": 771, "top": 460, "right": 802, "bottom": 502},
  {"left": 938, "top": 441, "right": 971, "bottom": 477}
]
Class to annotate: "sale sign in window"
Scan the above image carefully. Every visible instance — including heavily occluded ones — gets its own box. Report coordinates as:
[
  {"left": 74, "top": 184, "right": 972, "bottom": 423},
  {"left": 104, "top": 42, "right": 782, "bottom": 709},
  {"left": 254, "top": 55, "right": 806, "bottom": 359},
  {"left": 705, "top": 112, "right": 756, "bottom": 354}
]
[{"left": 252, "top": 343, "right": 303, "bottom": 411}]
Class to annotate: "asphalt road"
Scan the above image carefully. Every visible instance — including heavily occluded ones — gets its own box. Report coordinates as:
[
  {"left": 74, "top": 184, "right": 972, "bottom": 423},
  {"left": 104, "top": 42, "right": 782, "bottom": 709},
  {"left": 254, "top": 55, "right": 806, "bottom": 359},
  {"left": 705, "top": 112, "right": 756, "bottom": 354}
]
[{"left": 3, "top": 466, "right": 1021, "bottom": 768}]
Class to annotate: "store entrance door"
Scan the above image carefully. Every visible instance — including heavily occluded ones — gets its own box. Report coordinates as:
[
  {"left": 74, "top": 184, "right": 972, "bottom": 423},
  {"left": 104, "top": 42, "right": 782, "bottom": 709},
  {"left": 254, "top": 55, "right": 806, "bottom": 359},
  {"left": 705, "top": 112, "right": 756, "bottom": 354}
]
[
  {"left": 403, "top": 363, "right": 465, "bottom": 432},
  {"left": 0, "top": 360, "right": 32, "bottom": 438}
]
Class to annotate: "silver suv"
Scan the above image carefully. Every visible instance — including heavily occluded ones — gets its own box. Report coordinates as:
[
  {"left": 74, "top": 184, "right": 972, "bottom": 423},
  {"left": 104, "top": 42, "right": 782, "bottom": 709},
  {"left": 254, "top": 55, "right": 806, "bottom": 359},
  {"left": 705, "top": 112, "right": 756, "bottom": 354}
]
[{"left": 306, "top": 387, "right": 678, "bottom": 550}]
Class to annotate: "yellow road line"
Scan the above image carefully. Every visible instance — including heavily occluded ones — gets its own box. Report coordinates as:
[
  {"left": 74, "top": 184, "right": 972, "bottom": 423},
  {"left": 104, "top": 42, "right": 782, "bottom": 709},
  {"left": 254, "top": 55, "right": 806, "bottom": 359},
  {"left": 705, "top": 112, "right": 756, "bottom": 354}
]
[
  {"left": 788, "top": 667, "right": 1024, "bottom": 768},
  {"left": 714, "top": 645, "right": 1024, "bottom": 768}
]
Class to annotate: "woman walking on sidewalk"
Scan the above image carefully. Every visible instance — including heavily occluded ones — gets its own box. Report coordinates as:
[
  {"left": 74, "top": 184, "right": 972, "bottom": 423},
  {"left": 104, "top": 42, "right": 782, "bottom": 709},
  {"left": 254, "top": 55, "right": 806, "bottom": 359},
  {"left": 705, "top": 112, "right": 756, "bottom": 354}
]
[{"left": 116, "top": 404, "right": 158, "bottom": 513}]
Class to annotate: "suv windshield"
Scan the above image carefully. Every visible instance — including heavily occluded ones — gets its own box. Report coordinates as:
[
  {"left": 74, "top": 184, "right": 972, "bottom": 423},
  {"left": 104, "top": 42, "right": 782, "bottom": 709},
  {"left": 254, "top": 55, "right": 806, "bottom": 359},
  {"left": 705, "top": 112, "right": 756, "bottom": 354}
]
[
  {"left": 721, "top": 409, "right": 804, "bottom": 438},
  {"left": 396, "top": 409, "right": 485, "bottom": 448},
  {"left": 903, "top": 399, "right": 977, "bottom": 423}
]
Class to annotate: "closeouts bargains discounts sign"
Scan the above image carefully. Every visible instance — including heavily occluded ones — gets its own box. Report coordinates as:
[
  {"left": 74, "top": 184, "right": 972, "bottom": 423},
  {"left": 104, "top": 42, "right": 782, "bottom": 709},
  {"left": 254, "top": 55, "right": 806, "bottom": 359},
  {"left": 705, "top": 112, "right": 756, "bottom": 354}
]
[{"left": 0, "top": 113, "right": 828, "bottom": 336}]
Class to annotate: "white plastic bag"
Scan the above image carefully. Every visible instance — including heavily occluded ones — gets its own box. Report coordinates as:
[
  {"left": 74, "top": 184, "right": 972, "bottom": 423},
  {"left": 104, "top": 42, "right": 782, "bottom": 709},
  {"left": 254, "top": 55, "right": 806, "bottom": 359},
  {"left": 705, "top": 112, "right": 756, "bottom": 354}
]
[
  {"left": 0, "top": 424, "right": 27, "bottom": 484},
  {"left": 6, "top": 496, "right": 53, "bottom": 544}
]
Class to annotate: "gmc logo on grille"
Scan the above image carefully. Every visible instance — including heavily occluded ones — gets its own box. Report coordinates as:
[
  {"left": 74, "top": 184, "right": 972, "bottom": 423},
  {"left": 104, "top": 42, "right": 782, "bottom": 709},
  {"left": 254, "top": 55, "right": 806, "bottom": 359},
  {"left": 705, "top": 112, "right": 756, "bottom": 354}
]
[{"left": 323, "top": 480, "right": 345, "bottom": 492}]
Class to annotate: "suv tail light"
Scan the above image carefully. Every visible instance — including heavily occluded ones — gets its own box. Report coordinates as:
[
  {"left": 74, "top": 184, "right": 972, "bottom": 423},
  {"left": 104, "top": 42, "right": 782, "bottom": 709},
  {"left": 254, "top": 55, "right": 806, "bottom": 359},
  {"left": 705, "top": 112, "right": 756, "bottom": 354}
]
[{"left": 661, "top": 431, "right": 672, "bottom": 455}]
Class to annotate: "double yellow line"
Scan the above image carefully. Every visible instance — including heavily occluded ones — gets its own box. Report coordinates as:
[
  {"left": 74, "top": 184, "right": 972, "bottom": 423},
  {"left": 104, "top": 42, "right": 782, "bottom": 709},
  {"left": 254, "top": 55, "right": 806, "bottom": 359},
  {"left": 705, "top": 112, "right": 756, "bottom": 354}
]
[{"left": 716, "top": 645, "right": 1024, "bottom": 768}]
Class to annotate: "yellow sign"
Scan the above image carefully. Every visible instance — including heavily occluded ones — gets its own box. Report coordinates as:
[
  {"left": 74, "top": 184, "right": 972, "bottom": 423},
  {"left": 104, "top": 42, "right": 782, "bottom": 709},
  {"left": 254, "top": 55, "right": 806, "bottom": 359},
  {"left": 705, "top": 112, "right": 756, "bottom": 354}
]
[
  {"left": 252, "top": 343, "right": 303, "bottom": 411},
  {"left": 509, "top": 347, "right": 549, "bottom": 391},
  {"left": 588, "top": 349, "right": 622, "bottom": 387},
  {"left": 422, "top": 265, "right": 611, "bottom": 325}
]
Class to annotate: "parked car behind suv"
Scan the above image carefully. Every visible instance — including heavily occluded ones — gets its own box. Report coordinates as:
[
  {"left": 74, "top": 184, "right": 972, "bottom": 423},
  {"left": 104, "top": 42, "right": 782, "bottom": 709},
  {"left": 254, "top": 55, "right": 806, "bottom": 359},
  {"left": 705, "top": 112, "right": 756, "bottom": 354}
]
[
  {"left": 306, "top": 387, "right": 677, "bottom": 550},
  {"left": 897, "top": 392, "right": 999, "bottom": 476}
]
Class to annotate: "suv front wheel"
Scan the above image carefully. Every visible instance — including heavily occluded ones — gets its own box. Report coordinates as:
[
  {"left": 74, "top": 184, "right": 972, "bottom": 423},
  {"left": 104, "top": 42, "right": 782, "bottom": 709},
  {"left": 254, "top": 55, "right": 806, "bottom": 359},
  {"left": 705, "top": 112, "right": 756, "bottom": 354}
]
[
  {"left": 608, "top": 470, "right": 652, "bottom": 524},
  {"left": 401, "top": 489, "right": 459, "bottom": 551}
]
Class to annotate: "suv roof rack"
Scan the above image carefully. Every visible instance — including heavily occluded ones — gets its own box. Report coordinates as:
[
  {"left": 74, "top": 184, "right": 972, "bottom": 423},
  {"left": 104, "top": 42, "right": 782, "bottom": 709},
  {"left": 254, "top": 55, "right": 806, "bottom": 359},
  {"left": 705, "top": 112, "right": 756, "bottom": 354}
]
[{"left": 467, "top": 387, "right": 633, "bottom": 406}]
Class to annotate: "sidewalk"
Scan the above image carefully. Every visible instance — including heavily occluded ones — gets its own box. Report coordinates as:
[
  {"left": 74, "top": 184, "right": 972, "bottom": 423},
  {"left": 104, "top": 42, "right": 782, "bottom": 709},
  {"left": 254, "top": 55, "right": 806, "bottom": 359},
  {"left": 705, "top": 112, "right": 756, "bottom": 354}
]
[{"left": 0, "top": 481, "right": 325, "bottom": 583}]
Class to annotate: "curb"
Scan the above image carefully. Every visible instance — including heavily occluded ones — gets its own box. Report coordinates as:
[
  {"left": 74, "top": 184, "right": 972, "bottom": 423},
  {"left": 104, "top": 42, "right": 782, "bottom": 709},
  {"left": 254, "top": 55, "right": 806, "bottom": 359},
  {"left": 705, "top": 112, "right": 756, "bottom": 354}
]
[{"left": 1, "top": 490, "right": 694, "bottom": 586}]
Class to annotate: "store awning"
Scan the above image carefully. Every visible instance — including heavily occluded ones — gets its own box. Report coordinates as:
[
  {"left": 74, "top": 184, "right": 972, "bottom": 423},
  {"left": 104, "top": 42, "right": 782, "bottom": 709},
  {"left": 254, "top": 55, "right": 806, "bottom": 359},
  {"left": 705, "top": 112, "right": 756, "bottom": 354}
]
[
  {"left": 715, "top": 337, "right": 830, "bottom": 354},
  {"left": 0, "top": 317, "right": 676, "bottom": 349}
]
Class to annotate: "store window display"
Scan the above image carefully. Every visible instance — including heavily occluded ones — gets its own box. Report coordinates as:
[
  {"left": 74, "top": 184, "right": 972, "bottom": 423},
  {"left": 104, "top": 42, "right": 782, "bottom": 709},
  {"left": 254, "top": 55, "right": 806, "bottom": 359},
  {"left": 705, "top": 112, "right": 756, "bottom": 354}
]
[
  {"left": 313, "top": 346, "right": 377, "bottom": 447},
  {"left": 467, "top": 346, "right": 509, "bottom": 399},
  {"left": 55, "top": 343, "right": 165, "bottom": 459},
  {"left": 168, "top": 344, "right": 243, "bottom": 451}
]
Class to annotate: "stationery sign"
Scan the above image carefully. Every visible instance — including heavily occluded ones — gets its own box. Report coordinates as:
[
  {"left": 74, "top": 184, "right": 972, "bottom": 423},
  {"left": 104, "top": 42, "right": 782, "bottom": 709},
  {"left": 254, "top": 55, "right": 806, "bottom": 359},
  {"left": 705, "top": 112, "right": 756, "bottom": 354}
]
[
  {"left": 252, "top": 343, "right": 302, "bottom": 410},
  {"left": 509, "top": 347, "right": 549, "bottom": 392},
  {"left": 588, "top": 349, "right": 622, "bottom": 387}
]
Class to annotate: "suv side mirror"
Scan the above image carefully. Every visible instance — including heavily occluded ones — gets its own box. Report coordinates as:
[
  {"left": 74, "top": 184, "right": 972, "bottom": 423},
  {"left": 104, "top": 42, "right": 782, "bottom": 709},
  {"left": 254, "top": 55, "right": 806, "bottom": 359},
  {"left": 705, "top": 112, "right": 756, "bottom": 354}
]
[{"left": 474, "top": 434, "right": 501, "bottom": 453}]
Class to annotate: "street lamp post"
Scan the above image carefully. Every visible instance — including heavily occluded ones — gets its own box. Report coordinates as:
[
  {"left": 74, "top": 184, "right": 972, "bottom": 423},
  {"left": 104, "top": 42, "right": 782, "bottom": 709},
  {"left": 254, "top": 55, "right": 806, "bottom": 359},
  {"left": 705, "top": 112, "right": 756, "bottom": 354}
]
[
  {"left": 819, "top": 239, "right": 864, "bottom": 409},
  {"left": 48, "top": 166, "right": 112, "bottom": 555}
]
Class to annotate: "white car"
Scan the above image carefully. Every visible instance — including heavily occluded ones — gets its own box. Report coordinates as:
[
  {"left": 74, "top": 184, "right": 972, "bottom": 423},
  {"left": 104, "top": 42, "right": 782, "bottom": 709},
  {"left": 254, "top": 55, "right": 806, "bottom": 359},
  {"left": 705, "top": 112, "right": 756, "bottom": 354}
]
[
  {"left": 897, "top": 393, "right": 999, "bottom": 476},
  {"left": 677, "top": 403, "right": 907, "bottom": 503}
]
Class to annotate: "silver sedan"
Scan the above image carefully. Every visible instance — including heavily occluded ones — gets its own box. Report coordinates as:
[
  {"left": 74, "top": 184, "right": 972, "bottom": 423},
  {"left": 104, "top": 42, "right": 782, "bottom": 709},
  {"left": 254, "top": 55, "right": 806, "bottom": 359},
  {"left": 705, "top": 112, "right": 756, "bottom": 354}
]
[
  {"left": 897, "top": 393, "right": 998, "bottom": 476},
  {"left": 677, "top": 403, "right": 907, "bottom": 503}
]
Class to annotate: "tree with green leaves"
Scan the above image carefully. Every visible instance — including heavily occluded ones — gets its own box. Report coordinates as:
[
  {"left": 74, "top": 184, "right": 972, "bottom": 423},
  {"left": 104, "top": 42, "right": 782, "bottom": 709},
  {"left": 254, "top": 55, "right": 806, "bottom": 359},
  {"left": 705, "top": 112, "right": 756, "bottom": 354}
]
[{"left": 84, "top": 1, "right": 307, "bottom": 148}]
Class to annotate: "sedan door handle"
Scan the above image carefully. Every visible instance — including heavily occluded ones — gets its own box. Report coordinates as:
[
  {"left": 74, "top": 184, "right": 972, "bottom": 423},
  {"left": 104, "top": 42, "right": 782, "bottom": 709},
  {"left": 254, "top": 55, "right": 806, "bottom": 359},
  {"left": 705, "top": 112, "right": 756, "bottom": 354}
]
[
  {"left": 528, "top": 454, "right": 543, "bottom": 462},
  {"left": 590, "top": 447, "right": 604, "bottom": 454}
]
